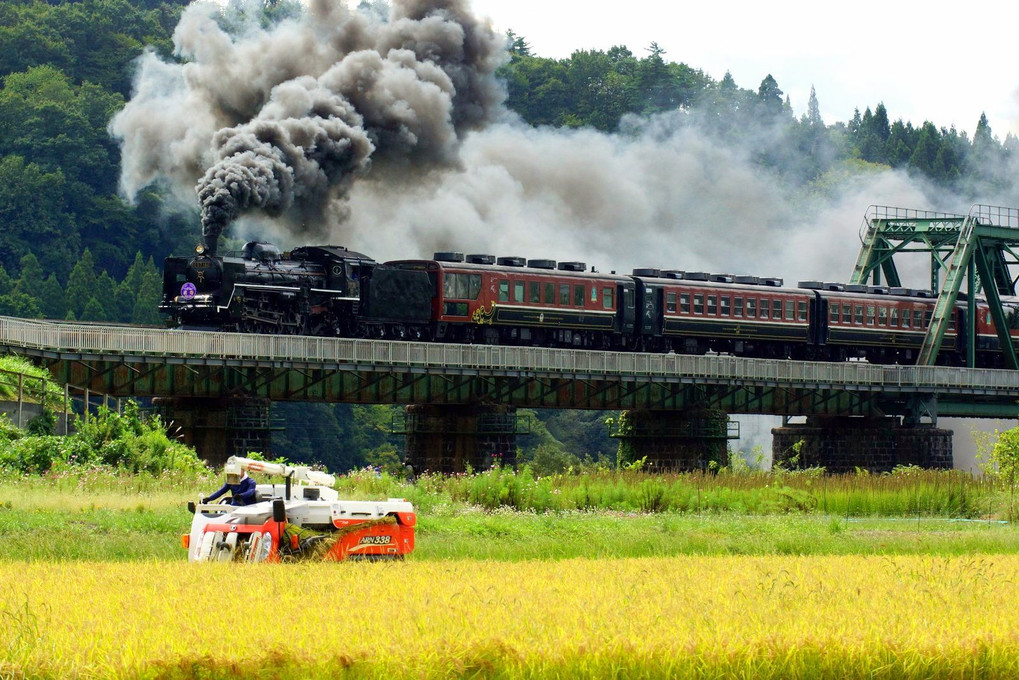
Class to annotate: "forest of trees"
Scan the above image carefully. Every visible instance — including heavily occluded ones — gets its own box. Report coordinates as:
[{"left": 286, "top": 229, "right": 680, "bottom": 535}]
[
  {"left": 1, "top": 0, "right": 1016, "bottom": 469},
  {"left": 500, "top": 34, "right": 1016, "bottom": 194}
]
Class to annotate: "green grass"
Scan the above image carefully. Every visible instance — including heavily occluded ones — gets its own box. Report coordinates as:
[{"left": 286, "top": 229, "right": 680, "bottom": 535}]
[
  {"left": 414, "top": 508, "right": 1019, "bottom": 561},
  {"left": 336, "top": 466, "right": 998, "bottom": 518},
  {"left": 2, "top": 472, "right": 1018, "bottom": 562}
]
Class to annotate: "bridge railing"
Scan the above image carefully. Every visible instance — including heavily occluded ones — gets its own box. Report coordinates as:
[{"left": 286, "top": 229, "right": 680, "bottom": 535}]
[{"left": 2, "top": 316, "right": 1019, "bottom": 393}]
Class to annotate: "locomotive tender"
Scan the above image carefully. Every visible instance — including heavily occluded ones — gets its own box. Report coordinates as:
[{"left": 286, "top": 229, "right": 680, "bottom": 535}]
[{"left": 160, "top": 241, "right": 1019, "bottom": 367}]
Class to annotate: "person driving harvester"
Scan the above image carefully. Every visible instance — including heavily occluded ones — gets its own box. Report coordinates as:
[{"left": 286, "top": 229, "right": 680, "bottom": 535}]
[{"left": 203, "top": 459, "right": 257, "bottom": 506}]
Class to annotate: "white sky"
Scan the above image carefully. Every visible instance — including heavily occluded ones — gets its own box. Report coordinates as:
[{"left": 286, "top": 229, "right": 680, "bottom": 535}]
[{"left": 469, "top": 0, "right": 1019, "bottom": 139}]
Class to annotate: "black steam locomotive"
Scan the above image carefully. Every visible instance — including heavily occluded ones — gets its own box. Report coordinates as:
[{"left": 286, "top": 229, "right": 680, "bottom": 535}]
[
  {"left": 161, "top": 241, "right": 1019, "bottom": 366},
  {"left": 160, "top": 241, "right": 431, "bottom": 338}
]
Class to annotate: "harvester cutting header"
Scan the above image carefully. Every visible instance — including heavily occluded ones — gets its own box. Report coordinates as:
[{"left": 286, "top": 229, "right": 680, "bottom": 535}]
[{"left": 184, "top": 456, "right": 415, "bottom": 563}]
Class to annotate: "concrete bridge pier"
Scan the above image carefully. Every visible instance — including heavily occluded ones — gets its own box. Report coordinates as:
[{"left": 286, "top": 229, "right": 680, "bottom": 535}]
[
  {"left": 399, "top": 404, "right": 521, "bottom": 474},
  {"left": 153, "top": 397, "right": 277, "bottom": 466},
  {"left": 610, "top": 408, "right": 737, "bottom": 471},
  {"left": 771, "top": 416, "right": 954, "bottom": 473}
]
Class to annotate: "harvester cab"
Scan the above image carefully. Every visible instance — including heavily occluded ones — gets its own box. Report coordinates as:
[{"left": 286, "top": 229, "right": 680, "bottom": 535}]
[{"left": 183, "top": 456, "right": 415, "bottom": 563}]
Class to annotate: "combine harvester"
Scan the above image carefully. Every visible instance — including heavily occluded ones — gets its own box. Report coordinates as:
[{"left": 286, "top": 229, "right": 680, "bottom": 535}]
[{"left": 183, "top": 456, "right": 415, "bottom": 562}]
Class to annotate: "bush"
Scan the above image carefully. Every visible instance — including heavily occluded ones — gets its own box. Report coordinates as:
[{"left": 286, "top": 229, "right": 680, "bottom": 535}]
[
  {"left": 529, "top": 443, "right": 581, "bottom": 477},
  {"left": 0, "top": 400, "right": 205, "bottom": 476},
  {"left": 26, "top": 409, "right": 56, "bottom": 436},
  {"left": 0, "top": 435, "right": 62, "bottom": 473},
  {"left": 0, "top": 413, "right": 23, "bottom": 443}
]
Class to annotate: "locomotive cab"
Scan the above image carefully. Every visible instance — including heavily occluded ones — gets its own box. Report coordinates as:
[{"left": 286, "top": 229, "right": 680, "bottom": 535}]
[{"left": 241, "top": 241, "right": 282, "bottom": 263}]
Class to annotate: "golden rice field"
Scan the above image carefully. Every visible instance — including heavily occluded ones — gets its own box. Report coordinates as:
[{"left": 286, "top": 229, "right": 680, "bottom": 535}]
[{"left": 4, "top": 556, "right": 1019, "bottom": 679}]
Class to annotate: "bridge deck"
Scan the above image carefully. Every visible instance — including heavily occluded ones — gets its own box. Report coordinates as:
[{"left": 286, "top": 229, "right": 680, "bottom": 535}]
[{"left": 1, "top": 316, "right": 1017, "bottom": 416}]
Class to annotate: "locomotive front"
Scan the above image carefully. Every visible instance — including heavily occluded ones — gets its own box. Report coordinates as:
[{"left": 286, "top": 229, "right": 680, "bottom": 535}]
[
  {"left": 160, "top": 241, "right": 289, "bottom": 329},
  {"left": 161, "top": 242, "right": 378, "bottom": 334},
  {"left": 159, "top": 243, "right": 231, "bottom": 327}
]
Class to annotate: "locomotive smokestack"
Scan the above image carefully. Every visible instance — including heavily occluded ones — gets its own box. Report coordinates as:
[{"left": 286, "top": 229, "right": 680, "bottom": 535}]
[{"left": 111, "top": 0, "right": 506, "bottom": 244}]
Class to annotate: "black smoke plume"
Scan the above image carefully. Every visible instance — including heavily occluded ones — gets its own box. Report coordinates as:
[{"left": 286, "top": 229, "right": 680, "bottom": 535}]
[{"left": 111, "top": 0, "right": 506, "bottom": 255}]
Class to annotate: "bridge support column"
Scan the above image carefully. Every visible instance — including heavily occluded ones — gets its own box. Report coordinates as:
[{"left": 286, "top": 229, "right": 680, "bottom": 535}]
[
  {"left": 401, "top": 405, "right": 520, "bottom": 474},
  {"left": 610, "top": 409, "right": 736, "bottom": 471},
  {"left": 771, "top": 417, "right": 953, "bottom": 473},
  {"left": 153, "top": 397, "right": 278, "bottom": 467}
]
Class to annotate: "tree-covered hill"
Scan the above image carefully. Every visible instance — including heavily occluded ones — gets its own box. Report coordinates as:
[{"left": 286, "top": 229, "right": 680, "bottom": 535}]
[
  {"left": 501, "top": 35, "right": 1016, "bottom": 194},
  {"left": 0, "top": 0, "right": 192, "bottom": 320}
]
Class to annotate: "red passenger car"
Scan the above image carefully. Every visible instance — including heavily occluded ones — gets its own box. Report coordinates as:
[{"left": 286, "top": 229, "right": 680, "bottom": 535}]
[
  {"left": 381, "top": 253, "right": 637, "bottom": 348},
  {"left": 630, "top": 271, "right": 819, "bottom": 357}
]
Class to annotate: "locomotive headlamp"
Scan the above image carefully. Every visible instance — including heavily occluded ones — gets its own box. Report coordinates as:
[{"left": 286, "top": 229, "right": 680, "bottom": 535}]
[{"left": 195, "top": 244, "right": 206, "bottom": 255}]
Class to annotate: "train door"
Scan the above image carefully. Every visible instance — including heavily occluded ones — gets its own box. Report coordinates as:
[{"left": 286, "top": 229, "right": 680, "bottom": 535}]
[
  {"left": 953, "top": 307, "right": 966, "bottom": 357},
  {"left": 633, "top": 279, "right": 662, "bottom": 339},
  {"left": 650, "top": 286, "right": 665, "bottom": 336},
  {"left": 809, "top": 291, "right": 828, "bottom": 346},
  {"left": 616, "top": 281, "right": 636, "bottom": 335}
]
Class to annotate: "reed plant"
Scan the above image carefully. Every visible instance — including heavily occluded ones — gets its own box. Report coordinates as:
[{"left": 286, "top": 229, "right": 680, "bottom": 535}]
[{"left": 336, "top": 466, "right": 997, "bottom": 518}]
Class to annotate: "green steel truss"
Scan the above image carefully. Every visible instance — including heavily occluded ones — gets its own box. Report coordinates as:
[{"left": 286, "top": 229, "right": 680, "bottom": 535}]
[{"left": 850, "top": 205, "right": 1019, "bottom": 368}]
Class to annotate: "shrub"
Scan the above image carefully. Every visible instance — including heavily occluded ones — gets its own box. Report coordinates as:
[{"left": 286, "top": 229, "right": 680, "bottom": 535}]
[
  {"left": 0, "top": 413, "right": 23, "bottom": 443},
  {"left": 0, "top": 400, "right": 204, "bottom": 476}
]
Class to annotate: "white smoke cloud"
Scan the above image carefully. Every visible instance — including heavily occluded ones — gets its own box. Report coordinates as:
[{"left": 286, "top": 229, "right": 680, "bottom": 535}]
[{"left": 341, "top": 116, "right": 943, "bottom": 285}]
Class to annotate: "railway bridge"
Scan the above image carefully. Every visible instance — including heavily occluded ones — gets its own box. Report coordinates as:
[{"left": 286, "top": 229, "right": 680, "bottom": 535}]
[{"left": 2, "top": 316, "right": 1019, "bottom": 472}]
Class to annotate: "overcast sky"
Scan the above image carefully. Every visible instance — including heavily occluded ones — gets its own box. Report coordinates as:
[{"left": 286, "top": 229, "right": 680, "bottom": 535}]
[{"left": 469, "top": 0, "right": 1019, "bottom": 139}]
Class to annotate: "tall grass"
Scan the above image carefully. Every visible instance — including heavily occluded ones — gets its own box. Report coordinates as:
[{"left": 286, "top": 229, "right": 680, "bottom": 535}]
[{"left": 337, "top": 466, "right": 999, "bottom": 518}]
